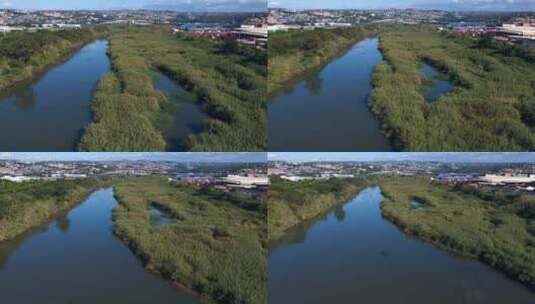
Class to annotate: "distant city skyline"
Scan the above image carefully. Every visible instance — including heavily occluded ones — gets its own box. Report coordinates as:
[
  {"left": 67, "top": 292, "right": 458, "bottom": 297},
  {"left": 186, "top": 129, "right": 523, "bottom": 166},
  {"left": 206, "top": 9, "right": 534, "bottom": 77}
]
[
  {"left": 269, "top": 0, "right": 535, "bottom": 11},
  {"left": 0, "top": 153, "right": 267, "bottom": 163},
  {"left": 268, "top": 153, "right": 535, "bottom": 163},
  {"left": 1, "top": 0, "right": 266, "bottom": 12}
]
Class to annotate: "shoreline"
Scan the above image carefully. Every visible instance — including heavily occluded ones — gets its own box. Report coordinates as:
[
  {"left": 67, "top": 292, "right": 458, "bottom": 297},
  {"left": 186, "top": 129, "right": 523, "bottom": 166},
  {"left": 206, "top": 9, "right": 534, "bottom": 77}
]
[
  {"left": 268, "top": 27, "right": 380, "bottom": 97},
  {"left": 0, "top": 31, "right": 108, "bottom": 92},
  {"left": 379, "top": 187, "right": 535, "bottom": 292},
  {"left": 0, "top": 183, "right": 109, "bottom": 243}
]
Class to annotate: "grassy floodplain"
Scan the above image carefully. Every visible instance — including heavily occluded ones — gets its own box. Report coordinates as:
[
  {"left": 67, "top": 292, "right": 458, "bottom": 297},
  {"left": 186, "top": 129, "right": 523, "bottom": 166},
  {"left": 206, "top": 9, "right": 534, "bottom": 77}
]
[
  {"left": 268, "top": 25, "right": 379, "bottom": 95},
  {"left": 79, "top": 25, "right": 266, "bottom": 152},
  {"left": 113, "top": 177, "right": 266, "bottom": 304},
  {"left": 371, "top": 25, "right": 535, "bottom": 151},
  {"left": 378, "top": 176, "right": 535, "bottom": 289},
  {"left": 0, "top": 176, "right": 266, "bottom": 304},
  {"left": 0, "top": 27, "right": 108, "bottom": 90},
  {"left": 269, "top": 174, "right": 535, "bottom": 290},
  {"left": 0, "top": 178, "right": 108, "bottom": 241},
  {"left": 267, "top": 176, "right": 367, "bottom": 240}
]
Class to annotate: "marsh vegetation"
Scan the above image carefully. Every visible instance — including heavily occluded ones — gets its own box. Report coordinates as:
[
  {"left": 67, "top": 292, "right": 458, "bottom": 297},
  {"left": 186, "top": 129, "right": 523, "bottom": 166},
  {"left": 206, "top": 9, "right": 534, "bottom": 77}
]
[
  {"left": 370, "top": 25, "right": 535, "bottom": 151},
  {"left": 268, "top": 25, "right": 380, "bottom": 95},
  {"left": 0, "top": 178, "right": 108, "bottom": 241},
  {"left": 267, "top": 176, "right": 367, "bottom": 240},
  {"left": 268, "top": 174, "right": 535, "bottom": 292},
  {"left": 269, "top": 183, "right": 535, "bottom": 304},
  {"left": 79, "top": 26, "right": 266, "bottom": 152},
  {"left": 0, "top": 177, "right": 266, "bottom": 304},
  {"left": 379, "top": 176, "right": 535, "bottom": 289},
  {"left": 0, "top": 27, "right": 108, "bottom": 90},
  {"left": 113, "top": 177, "right": 267, "bottom": 304}
]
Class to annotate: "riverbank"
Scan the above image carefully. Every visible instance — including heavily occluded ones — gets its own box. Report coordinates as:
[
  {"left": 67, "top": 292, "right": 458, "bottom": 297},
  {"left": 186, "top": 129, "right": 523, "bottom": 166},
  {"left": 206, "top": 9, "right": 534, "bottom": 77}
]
[
  {"left": 378, "top": 176, "right": 535, "bottom": 290},
  {"left": 78, "top": 25, "right": 266, "bottom": 152},
  {"left": 0, "top": 27, "right": 108, "bottom": 91},
  {"left": 112, "top": 177, "right": 267, "bottom": 304},
  {"left": 268, "top": 177, "right": 368, "bottom": 240},
  {"left": 369, "top": 24, "right": 535, "bottom": 151},
  {"left": 0, "top": 39, "right": 111, "bottom": 151},
  {"left": 0, "top": 186, "right": 195, "bottom": 303},
  {"left": 268, "top": 37, "right": 392, "bottom": 151},
  {"left": 268, "top": 25, "right": 380, "bottom": 96},
  {"left": 0, "top": 178, "right": 109, "bottom": 242}
]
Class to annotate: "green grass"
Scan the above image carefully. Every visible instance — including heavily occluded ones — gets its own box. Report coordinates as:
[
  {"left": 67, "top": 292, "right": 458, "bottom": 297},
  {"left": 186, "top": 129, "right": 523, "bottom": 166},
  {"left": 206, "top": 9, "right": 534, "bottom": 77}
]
[
  {"left": 268, "top": 174, "right": 535, "bottom": 289},
  {"left": 0, "top": 178, "right": 109, "bottom": 241},
  {"left": 113, "top": 177, "right": 266, "bottom": 304},
  {"left": 370, "top": 25, "right": 535, "bottom": 151},
  {"left": 79, "top": 25, "right": 266, "bottom": 152},
  {"left": 378, "top": 175, "right": 535, "bottom": 289},
  {"left": 0, "top": 27, "right": 108, "bottom": 90},
  {"left": 0, "top": 176, "right": 266, "bottom": 304},
  {"left": 267, "top": 176, "right": 367, "bottom": 240},
  {"left": 268, "top": 26, "right": 380, "bottom": 96}
]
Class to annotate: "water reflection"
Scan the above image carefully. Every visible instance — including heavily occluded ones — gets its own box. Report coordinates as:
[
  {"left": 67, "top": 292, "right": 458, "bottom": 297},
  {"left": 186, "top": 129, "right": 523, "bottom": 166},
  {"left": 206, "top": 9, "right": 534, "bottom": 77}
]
[
  {"left": 0, "top": 188, "right": 200, "bottom": 303},
  {"left": 149, "top": 204, "right": 173, "bottom": 227},
  {"left": 0, "top": 83, "right": 37, "bottom": 112},
  {"left": 420, "top": 62, "right": 454, "bottom": 103},
  {"left": 304, "top": 73, "right": 323, "bottom": 95},
  {"left": 333, "top": 205, "right": 346, "bottom": 222},
  {"left": 0, "top": 39, "right": 111, "bottom": 151},
  {"left": 152, "top": 71, "right": 207, "bottom": 151},
  {"left": 269, "top": 38, "right": 392, "bottom": 151},
  {"left": 56, "top": 213, "right": 71, "bottom": 233},
  {"left": 269, "top": 187, "right": 535, "bottom": 304}
]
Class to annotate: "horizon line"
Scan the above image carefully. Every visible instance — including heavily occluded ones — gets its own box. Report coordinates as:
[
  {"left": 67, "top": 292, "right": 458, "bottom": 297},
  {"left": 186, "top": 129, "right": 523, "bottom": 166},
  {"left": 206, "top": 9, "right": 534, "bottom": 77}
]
[
  {"left": 268, "top": 7, "right": 535, "bottom": 13},
  {"left": 0, "top": 8, "right": 267, "bottom": 13}
]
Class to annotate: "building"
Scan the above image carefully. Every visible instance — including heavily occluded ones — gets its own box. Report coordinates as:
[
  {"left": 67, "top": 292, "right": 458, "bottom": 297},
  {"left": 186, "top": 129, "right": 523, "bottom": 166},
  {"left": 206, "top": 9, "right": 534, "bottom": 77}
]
[
  {"left": 499, "top": 23, "right": 535, "bottom": 40},
  {"left": 478, "top": 174, "right": 535, "bottom": 185},
  {"left": 220, "top": 174, "right": 269, "bottom": 189},
  {"left": 0, "top": 25, "right": 24, "bottom": 32}
]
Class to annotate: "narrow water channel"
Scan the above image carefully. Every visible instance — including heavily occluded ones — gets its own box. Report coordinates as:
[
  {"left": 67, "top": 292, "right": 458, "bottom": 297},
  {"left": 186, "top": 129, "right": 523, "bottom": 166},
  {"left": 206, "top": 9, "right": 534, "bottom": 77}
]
[
  {"left": 0, "top": 40, "right": 111, "bottom": 151},
  {"left": 152, "top": 71, "right": 206, "bottom": 151},
  {"left": 268, "top": 187, "right": 535, "bottom": 304},
  {"left": 149, "top": 204, "right": 173, "bottom": 227},
  {"left": 268, "top": 38, "right": 392, "bottom": 151},
  {"left": 0, "top": 188, "right": 199, "bottom": 304},
  {"left": 420, "top": 63, "right": 454, "bottom": 103}
]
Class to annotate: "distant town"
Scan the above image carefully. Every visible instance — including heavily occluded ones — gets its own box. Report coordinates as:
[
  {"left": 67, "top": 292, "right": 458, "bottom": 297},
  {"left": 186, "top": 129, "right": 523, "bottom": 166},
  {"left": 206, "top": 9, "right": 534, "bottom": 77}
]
[
  {"left": 268, "top": 8, "right": 535, "bottom": 46},
  {"left": 269, "top": 161, "right": 535, "bottom": 193},
  {"left": 0, "top": 9, "right": 268, "bottom": 48},
  {"left": 0, "top": 160, "right": 268, "bottom": 193}
]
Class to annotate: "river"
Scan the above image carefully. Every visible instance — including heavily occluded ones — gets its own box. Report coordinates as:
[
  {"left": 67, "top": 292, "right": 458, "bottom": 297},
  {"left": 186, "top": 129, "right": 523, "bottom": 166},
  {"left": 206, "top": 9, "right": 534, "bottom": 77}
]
[
  {"left": 152, "top": 71, "right": 206, "bottom": 151},
  {"left": 268, "top": 38, "right": 392, "bottom": 152},
  {"left": 0, "top": 188, "right": 199, "bottom": 304},
  {"left": 0, "top": 39, "right": 110, "bottom": 151},
  {"left": 268, "top": 187, "right": 535, "bottom": 304}
]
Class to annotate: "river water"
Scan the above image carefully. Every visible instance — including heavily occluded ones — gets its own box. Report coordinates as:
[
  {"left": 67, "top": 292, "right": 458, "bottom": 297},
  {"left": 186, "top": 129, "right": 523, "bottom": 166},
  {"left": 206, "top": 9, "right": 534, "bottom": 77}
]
[
  {"left": 420, "top": 63, "right": 454, "bottom": 103},
  {"left": 268, "top": 38, "right": 392, "bottom": 152},
  {"left": 0, "top": 188, "right": 199, "bottom": 304},
  {"left": 0, "top": 39, "right": 111, "bottom": 151},
  {"left": 268, "top": 187, "right": 535, "bottom": 304},
  {"left": 152, "top": 71, "right": 206, "bottom": 151}
]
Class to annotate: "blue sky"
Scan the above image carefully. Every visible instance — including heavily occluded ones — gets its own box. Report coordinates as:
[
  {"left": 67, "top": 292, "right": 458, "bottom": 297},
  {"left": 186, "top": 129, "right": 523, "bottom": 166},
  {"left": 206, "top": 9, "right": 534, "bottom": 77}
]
[
  {"left": 269, "top": 0, "right": 535, "bottom": 11},
  {"left": 268, "top": 153, "right": 535, "bottom": 163},
  {"left": 0, "top": 153, "right": 267, "bottom": 162},
  {"left": 1, "top": 0, "right": 266, "bottom": 11}
]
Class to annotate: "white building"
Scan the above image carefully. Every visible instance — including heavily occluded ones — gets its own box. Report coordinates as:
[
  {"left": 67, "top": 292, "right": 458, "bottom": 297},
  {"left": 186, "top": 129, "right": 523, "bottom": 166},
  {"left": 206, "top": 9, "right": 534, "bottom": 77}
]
[
  {"left": 478, "top": 174, "right": 535, "bottom": 185},
  {"left": 0, "top": 175, "right": 40, "bottom": 182},
  {"left": 500, "top": 23, "right": 535, "bottom": 40},
  {"left": 0, "top": 26, "right": 25, "bottom": 33},
  {"left": 221, "top": 175, "right": 269, "bottom": 188}
]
